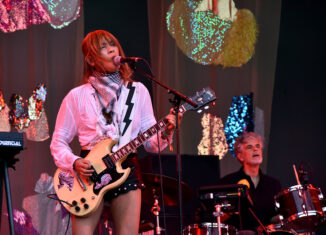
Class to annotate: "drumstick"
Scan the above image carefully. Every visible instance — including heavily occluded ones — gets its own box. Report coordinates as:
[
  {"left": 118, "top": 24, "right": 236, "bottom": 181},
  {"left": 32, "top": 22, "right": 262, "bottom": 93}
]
[{"left": 293, "top": 164, "right": 301, "bottom": 185}]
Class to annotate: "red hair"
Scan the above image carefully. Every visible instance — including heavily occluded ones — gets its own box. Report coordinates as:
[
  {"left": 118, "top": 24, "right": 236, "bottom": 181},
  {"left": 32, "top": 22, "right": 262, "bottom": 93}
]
[{"left": 81, "top": 30, "right": 133, "bottom": 83}]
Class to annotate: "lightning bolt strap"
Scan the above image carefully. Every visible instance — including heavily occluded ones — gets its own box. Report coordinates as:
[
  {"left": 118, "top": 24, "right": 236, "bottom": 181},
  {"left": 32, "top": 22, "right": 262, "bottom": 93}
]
[{"left": 121, "top": 83, "right": 136, "bottom": 136}]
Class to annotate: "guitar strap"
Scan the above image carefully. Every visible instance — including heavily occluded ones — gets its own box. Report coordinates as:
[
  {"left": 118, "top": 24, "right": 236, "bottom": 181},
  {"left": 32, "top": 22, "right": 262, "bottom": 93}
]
[{"left": 116, "top": 82, "right": 137, "bottom": 149}]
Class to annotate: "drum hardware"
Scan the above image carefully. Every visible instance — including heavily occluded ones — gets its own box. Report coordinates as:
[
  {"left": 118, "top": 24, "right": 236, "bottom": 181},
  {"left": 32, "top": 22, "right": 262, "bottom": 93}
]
[
  {"left": 141, "top": 173, "right": 193, "bottom": 234},
  {"left": 183, "top": 223, "right": 237, "bottom": 235},
  {"left": 274, "top": 165, "right": 326, "bottom": 232},
  {"left": 151, "top": 194, "right": 163, "bottom": 235},
  {"left": 275, "top": 184, "right": 325, "bottom": 232},
  {"left": 103, "top": 220, "right": 113, "bottom": 235},
  {"left": 198, "top": 184, "right": 248, "bottom": 215},
  {"left": 141, "top": 173, "right": 193, "bottom": 206},
  {"left": 198, "top": 184, "right": 268, "bottom": 234},
  {"left": 212, "top": 203, "right": 231, "bottom": 235},
  {"left": 243, "top": 206, "right": 269, "bottom": 235}
]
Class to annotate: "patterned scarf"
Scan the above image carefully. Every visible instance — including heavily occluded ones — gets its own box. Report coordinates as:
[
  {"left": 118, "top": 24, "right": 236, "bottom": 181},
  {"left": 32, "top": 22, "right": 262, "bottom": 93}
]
[{"left": 88, "top": 71, "right": 122, "bottom": 126}]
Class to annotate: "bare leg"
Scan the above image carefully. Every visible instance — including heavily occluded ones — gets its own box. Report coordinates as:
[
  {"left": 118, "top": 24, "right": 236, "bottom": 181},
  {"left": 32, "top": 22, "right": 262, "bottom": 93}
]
[
  {"left": 110, "top": 189, "right": 141, "bottom": 235},
  {"left": 71, "top": 199, "right": 104, "bottom": 235}
]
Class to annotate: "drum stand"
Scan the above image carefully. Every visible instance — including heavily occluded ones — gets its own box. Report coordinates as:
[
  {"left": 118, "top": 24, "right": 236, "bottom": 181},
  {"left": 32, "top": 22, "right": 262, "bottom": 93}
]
[
  {"left": 213, "top": 203, "right": 230, "bottom": 235},
  {"left": 151, "top": 194, "right": 163, "bottom": 235}
]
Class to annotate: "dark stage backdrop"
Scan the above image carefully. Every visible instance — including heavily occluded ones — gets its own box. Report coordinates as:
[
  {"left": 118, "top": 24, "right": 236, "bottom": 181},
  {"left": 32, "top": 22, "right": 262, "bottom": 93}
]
[{"left": 268, "top": 0, "right": 326, "bottom": 233}]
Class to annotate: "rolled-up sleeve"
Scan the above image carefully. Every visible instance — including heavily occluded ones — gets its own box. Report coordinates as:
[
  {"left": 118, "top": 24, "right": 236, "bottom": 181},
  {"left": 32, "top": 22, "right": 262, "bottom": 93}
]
[{"left": 50, "top": 92, "right": 80, "bottom": 173}]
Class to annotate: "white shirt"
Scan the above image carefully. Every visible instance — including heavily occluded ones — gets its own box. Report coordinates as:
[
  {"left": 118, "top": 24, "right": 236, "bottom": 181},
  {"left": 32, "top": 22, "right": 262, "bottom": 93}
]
[{"left": 50, "top": 81, "right": 171, "bottom": 173}]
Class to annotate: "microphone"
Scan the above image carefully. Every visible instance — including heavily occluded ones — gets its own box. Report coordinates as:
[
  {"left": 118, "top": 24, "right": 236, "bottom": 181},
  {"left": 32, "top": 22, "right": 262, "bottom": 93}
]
[
  {"left": 113, "top": 56, "right": 141, "bottom": 66},
  {"left": 237, "top": 179, "right": 254, "bottom": 206},
  {"left": 237, "top": 179, "right": 250, "bottom": 189}
]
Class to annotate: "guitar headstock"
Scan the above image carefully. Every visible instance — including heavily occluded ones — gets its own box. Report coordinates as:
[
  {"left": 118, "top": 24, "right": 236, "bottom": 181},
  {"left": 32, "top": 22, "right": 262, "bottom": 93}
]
[{"left": 182, "top": 87, "right": 216, "bottom": 113}]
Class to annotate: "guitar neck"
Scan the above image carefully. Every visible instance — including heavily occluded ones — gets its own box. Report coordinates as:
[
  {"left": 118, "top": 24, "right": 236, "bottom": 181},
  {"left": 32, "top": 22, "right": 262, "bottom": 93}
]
[{"left": 103, "top": 105, "right": 186, "bottom": 165}]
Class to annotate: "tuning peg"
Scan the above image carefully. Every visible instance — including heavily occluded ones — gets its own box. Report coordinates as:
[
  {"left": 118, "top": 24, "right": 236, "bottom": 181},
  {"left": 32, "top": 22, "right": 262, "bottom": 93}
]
[
  {"left": 204, "top": 106, "right": 209, "bottom": 110},
  {"left": 197, "top": 109, "right": 203, "bottom": 113}
]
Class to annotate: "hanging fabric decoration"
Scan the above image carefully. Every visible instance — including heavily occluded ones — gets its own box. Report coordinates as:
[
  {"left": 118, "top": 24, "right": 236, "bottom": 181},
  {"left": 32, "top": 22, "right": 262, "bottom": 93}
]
[
  {"left": 2, "top": 83, "right": 49, "bottom": 141},
  {"left": 0, "top": 0, "right": 82, "bottom": 33},
  {"left": 9, "top": 94, "right": 31, "bottom": 130},
  {"left": 0, "top": 91, "right": 11, "bottom": 132},
  {"left": 12, "top": 209, "right": 39, "bottom": 235},
  {"left": 224, "top": 93, "right": 254, "bottom": 156},
  {"left": 166, "top": 0, "right": 258, "bottom": 67},
  {"left": 26, "top": 84, "right": 50, "bottom": 141},
  {"left": 23, "top": 173, "right": 72, "bottom": 234},
  {"left": 198, "top": 113, "right": 228, "bottom": 159}
]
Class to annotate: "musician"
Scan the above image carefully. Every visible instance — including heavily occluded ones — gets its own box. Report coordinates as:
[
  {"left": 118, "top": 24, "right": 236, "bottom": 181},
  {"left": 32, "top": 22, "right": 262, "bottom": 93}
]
[
  {"left": 218, "top": 132, "right": 282, "bottom": 232},
  {"left": 50, "top": 30, "right": 181, "bottom": 235}
]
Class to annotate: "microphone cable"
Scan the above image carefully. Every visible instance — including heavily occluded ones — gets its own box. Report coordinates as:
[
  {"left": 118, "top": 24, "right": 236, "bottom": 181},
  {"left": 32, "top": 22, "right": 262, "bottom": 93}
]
[{"left": 47, "top": 193, "right": 71, "bottom": 235}]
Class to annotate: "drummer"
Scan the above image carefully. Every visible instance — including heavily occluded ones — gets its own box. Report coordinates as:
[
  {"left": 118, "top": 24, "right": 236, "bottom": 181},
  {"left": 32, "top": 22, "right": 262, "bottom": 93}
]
[{"left": 218, "top": 132, "right": 282, "bottom": 232}]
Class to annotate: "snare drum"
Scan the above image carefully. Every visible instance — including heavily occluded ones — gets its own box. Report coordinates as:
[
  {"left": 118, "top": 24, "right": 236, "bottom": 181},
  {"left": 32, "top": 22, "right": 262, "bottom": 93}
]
[
  {"left": 274, "top": 184, "right": 325, "bottom": 232},
  {"left": 183, "top": 223, "right": 236, "bottom": 235}
]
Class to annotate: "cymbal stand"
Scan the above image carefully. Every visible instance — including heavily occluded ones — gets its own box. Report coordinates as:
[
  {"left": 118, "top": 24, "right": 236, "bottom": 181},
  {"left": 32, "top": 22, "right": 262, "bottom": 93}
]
[{"left": 151, "top": 194, "right": 163, "bottom": 235}]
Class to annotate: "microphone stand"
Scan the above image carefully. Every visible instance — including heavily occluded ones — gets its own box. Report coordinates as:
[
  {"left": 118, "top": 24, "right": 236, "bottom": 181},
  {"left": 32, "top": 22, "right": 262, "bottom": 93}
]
[{"left": 132, "top": 62, "right": 197, "bottom": 235}]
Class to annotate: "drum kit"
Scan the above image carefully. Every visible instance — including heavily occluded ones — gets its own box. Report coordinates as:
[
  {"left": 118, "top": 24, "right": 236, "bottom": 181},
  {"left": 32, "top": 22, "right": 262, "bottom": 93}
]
[
  {"left": 139, "top": 167, "right": 326, "bottom": 235},
  {"left": 99, "top": 167, "right": 326, "bottom": 235}
]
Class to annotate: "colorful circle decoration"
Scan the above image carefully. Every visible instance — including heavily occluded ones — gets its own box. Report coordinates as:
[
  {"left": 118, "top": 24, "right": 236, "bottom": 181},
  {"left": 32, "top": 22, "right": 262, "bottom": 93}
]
[{"left": 166, "top": 0, "right": 258, "bottom": 67}]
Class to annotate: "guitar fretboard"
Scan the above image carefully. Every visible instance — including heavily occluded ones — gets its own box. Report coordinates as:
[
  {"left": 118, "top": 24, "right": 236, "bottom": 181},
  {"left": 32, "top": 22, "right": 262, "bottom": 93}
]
[{"left": 102, "top": 106, "right": 186, "bottom": 166}]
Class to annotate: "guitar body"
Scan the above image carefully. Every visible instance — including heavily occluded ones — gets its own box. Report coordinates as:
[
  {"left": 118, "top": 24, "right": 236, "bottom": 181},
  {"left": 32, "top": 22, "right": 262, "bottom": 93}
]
[{"left": 53, "top": 138, "right": 131, "bottom": 217}]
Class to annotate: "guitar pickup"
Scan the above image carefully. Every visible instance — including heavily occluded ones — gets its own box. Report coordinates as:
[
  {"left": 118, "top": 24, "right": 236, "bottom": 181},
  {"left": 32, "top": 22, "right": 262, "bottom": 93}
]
[
  {"left": 102, "top": 154, "right": 114, "bottom": 169},
  {"left": 90, "top": 166, "right": 99, "bottom": 183}
]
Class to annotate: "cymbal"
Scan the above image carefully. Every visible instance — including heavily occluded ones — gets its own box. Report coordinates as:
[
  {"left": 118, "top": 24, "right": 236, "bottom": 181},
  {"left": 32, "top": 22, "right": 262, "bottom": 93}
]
[{"left": 141, "top": 173, "right": 193, "bottom": 206}]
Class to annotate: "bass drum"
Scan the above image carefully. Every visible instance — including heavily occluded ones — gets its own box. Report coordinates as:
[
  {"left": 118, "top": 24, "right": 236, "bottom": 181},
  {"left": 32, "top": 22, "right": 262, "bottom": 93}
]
[
  {"left": 275, "top": 184, "right": 325, "bottom": 232},
  {"left": 183, "top": 223, "right": 237, "bottom": 235}
]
